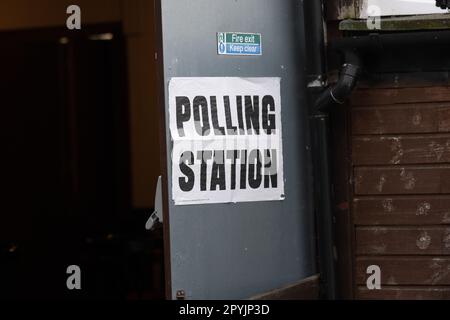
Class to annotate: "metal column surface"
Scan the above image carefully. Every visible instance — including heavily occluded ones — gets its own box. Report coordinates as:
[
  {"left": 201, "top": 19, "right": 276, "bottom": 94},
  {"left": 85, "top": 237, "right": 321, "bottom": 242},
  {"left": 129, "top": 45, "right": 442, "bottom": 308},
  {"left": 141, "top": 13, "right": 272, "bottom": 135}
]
[{"left": 160, "top": 0, "right": 316, "bottom": 300}]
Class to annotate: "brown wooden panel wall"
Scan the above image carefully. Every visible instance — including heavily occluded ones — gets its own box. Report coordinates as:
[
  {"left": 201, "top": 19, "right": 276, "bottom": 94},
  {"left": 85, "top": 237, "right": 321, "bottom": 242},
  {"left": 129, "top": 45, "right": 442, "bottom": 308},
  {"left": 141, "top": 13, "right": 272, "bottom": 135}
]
[{"left": 349, "top": 85, "right": 450, "bottom": 299}]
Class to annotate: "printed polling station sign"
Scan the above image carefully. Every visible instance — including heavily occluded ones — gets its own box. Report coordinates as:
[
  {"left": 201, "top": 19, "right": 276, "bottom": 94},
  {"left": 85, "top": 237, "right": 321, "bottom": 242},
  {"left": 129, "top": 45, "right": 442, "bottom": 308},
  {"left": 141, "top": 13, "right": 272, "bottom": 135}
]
[
  {"left": 169, "top": 77, "right": 284, "bottom": 205},
  {"left": 217, "top": 32, "right": 262, "bottom": 56}
]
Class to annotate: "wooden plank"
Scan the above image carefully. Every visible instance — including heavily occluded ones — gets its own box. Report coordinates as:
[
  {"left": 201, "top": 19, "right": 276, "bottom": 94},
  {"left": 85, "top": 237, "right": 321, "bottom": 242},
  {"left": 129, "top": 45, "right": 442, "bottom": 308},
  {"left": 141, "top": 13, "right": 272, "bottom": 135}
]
[
  {"left": 249, "top": 275, "right": 320, "bottom": 300},
  {"left": 357, "top": 286, "right": 450, "bottom": 300},
  {"left": 354, "top": 196, "right": 450, "bottom": 225},
  {"left": 356, "top": 257, "right": 450, "bottom": 285},
  {"left": 354, "top": 166, "right": 450, "bottom": 195},
  {"left": 357, "top": 72, "right": 450, "bottom": 89},
  {"left": 351, "top": 87, "right": 450, "bottom": 106},
  {"left": 356, "top": 227, "right": 450, "bottom": 255},
  {"left": 353, "top": 135, "right": 450, "bottom": 165},
  {"left": 351, "top": 103, "right": 450, "bottom": 135},
  {"left": 340, "top": 14, "right": 450, "bottom": 32}
]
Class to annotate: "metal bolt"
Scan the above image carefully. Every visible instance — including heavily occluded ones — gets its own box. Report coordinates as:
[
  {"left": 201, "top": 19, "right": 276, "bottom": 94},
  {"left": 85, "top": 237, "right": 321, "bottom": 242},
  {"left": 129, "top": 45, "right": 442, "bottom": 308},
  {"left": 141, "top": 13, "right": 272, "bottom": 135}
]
[{"left": 176, "top": 290, "right": 186, "bottom": 300}]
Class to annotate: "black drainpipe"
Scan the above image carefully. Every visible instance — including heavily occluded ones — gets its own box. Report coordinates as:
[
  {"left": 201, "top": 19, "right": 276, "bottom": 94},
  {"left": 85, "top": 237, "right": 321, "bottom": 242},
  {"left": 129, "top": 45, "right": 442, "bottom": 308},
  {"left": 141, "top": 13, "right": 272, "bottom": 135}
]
[
  {"left": 315, "top": 50, "right": 361, "bottom": 113},
  {"left": 308, "top": 37, "right": 363, "bottom": 300},
  {"left": 304, "top": 0, "right": 337, "bottom": 300}
]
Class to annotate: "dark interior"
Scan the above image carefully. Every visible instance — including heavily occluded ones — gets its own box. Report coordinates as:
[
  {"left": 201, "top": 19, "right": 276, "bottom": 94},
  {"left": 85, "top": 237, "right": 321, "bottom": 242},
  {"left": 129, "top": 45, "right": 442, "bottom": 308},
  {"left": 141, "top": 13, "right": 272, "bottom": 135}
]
[{"left": 0, "top": 25, "right": 164, "bottom": 300}]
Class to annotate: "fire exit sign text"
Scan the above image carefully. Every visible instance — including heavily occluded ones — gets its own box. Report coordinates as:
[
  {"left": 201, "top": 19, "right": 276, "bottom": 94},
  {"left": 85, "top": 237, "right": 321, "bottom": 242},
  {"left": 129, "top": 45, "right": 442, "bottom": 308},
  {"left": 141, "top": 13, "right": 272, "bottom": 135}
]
[{"left": 217, "top": 32, "right": 262, "bottom": 56}]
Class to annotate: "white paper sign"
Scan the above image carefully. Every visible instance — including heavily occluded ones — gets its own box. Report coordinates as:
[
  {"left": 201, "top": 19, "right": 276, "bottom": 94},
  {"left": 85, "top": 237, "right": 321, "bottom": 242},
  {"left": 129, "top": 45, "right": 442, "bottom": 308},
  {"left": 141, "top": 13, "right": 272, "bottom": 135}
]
[{"left": 169, "top": 77, "right": 284, "bottom": 205}]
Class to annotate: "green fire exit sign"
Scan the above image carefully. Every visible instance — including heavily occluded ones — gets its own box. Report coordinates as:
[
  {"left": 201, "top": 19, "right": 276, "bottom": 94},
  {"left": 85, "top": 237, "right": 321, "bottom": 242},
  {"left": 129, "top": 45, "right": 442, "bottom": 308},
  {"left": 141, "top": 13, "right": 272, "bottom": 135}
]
[{"left": 217, "top": 32, "right": 262, "bottom": 56}]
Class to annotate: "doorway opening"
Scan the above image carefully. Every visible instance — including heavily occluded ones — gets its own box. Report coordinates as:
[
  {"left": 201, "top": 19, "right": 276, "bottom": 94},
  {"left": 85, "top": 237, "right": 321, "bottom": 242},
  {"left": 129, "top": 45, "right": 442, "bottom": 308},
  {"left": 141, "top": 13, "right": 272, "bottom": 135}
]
[{"left": 0, "top": 24, "right": 165, "bottom": 300}]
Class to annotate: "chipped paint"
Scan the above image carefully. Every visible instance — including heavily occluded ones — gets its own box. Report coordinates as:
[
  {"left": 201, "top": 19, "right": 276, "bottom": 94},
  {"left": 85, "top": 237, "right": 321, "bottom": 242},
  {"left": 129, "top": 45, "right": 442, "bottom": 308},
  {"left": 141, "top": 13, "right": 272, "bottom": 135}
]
[
  {"left": 382, "top": 199, "right": 395, "bottom": 213},
  {"left": 387, "top": 276, "right": 397, "bottom": 285},
  {"left": 412, "top": 111, "right": 423, "bottom": 126},
  {"left": 443, "top": 212, "right": 450, "bottom": 224},
  {"left": 416, "top": 202, "right": 431, "bottom": 216},
  {"left": 371, "top": 244, "right": 387, "bottom": 254},
  {"left": 430, "top": 270, "right": 446, "bottom": 285},
  {"left": 428, "top": 261, "right": 450, "bottom": 285},
  {"left": 390, "top": 137, "right": 403, "bottom": 164},
  {"left": 429, "top": 141, "right": 445, "bottom": 161},
  {"left": 373, "top": 227, "right": 388, "bottom": 235},
  {"left": 416, "top": 231, "right": 431, "bottom": 250},
  {"left": 377, "top": 174, "right": 387, "bottom": 192},
  {"left": 425, "top": 258, "right": 450, "bottom": 285},
  {"left": 400, "top": 168, "right": 416, "bottom": 190},
  {"left": 430, "top": 260, "right": 441, "bottom": 270},
  {"left": 444, "top": 230, "right": 450, "bottom": 249}
]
